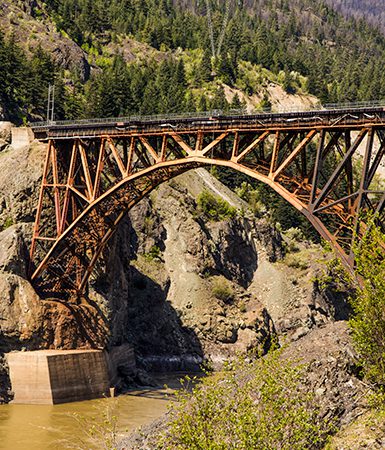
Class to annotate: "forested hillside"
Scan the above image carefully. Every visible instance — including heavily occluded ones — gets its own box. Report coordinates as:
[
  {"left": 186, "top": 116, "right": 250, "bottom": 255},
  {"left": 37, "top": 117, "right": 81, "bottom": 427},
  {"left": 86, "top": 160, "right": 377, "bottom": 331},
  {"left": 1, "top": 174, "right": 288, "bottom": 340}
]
[
  {"left": 324, "top": 0, "right": 385, "bottom": 34},
  {"left": 1, "top": 0, "right": 385, "bottom": 123}
]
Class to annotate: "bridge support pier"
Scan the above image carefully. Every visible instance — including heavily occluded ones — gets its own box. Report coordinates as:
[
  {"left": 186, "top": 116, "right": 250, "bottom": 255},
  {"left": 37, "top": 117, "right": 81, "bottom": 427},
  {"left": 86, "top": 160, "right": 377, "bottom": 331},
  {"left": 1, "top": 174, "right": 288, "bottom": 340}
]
[{"left": 7, "top": 349, "right": 111, "bottom": 404}]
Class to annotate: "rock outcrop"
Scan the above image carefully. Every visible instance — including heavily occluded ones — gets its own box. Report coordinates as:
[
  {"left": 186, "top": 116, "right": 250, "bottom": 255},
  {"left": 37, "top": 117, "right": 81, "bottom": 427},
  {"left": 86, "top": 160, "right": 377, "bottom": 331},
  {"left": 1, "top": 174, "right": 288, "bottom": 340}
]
[{"left": 0, "top": 122, "right": 12, "bottom": 152}]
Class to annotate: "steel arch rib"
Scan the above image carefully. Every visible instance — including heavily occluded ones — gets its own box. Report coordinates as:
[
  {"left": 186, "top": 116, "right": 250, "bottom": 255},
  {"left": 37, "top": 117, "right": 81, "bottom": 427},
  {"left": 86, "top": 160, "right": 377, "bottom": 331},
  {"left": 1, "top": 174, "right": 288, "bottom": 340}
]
[{"left": 31, "top": 156, "right": 353, "bottom": 300}]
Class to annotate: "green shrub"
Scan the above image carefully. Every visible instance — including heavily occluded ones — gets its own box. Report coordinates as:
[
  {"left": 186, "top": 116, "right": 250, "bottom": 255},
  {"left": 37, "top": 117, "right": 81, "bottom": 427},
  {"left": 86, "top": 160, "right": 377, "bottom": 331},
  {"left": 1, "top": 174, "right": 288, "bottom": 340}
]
[
  {"left": 159, "top": 351, "right": 333, "bottom": 449},
  {"left": 314, "top": 257, "right": 352, "bottom": 292},
  {"left": 239, "top": 301, "right": 247, "bottom": 313},
  {"left": 211, "top": 276, "right": 235, "bottom": 303},
  {"left": 284, "top": 227, "right": 305, "bottom": 242},
  {"left": 349, "top": 224, "right": 385, "bottom": 391},
  {"left": 144, "top": 245, "right": 161, "bottom": 261},
  {"left": 0, "top": 217, "right": 14, "bottom": 232},
  {"left": 284, "top": 253, "right": 310, "bottom": 270},
  {"left": 197, "top": 190, "right": 236, "bottom": 222},
  {"left": 235, "top": 182, "right": 266, "bottom": 217}
]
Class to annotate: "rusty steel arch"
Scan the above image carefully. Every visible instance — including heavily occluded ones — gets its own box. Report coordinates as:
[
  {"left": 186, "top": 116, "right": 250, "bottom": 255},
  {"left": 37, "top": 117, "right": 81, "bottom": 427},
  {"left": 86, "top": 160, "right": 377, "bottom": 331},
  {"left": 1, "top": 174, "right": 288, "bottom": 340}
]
[{"left": 30, "top": 106, "right": 385, "bottom": 302}]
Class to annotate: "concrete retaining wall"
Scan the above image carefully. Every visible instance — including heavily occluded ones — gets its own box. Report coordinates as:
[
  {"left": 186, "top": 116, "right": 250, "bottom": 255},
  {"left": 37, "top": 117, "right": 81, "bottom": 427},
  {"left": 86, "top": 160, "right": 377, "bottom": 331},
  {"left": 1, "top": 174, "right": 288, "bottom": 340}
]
[{"left": 11, "top": 127, "right": 33, "bottom": 149}]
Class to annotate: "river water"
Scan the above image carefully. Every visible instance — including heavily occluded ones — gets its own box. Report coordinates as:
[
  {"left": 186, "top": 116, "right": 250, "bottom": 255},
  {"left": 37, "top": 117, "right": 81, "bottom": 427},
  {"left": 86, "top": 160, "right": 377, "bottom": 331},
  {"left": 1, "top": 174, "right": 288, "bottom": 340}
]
[{"left": 0, "top": 373, "right": 192, "bottom": 450}]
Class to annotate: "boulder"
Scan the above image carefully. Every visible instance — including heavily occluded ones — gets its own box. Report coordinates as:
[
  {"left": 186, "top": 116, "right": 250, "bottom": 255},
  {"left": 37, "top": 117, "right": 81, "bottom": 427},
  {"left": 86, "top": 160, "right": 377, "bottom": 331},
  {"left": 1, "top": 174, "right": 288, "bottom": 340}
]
[
  {"left": 0, "top": 122, "right": 12, "bottom": 143},
  {"left": 0, "top": 272, "right": 44, "bottom": 346},
  {"left": 0, "top": 224, "right": 30, "bottom": 277}
]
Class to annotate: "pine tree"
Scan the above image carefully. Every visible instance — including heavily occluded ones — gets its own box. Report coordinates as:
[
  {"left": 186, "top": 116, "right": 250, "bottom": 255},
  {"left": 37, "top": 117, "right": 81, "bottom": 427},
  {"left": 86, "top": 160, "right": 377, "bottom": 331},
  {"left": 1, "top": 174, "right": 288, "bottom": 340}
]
[
  {"left": 230, "top": 93, "right": 242, "bottom": 110},
  {"left": 198, "top": 49, "right": 213, "bottom": 83}
]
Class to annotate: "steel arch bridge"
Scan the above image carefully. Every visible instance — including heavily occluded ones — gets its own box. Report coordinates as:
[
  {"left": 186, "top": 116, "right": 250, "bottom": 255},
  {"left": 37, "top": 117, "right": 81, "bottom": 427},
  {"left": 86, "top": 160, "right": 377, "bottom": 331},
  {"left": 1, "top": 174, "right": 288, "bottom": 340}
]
[{"left": 30, "top": 104, "right": 385, "bottom": 302}]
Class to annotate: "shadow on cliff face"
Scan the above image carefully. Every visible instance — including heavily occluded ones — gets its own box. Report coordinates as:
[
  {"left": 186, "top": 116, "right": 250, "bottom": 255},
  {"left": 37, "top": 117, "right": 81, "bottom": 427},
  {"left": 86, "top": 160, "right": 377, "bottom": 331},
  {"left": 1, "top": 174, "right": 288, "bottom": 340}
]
[
  {"left": 93, "top": 262, "right": 204, "bottom": 372},
  {"left": 88, "top": 213, "right": 205, "bottom": 371},
  {"left": 128, "top": 266, "right": 204, "bottom": 371},
  {"left": 312, "top": 279, "right": 354, "bottom": 322}
]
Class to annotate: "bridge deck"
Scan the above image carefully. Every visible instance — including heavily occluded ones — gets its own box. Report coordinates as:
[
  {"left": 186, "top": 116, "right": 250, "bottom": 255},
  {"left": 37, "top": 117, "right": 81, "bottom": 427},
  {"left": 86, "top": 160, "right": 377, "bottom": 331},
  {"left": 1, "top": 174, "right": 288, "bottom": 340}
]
[{"left": 31, "top": 104, "right": 385, "bottom": 140}]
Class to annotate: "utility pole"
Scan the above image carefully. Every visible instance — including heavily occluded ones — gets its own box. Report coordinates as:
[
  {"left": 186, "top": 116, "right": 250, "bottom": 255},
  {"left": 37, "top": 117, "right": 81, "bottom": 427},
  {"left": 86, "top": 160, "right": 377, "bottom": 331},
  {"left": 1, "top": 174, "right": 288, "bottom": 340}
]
[
  {"left": 205, "top": 0, "right": 216, "bottom": 58},
  {"left": 205, "top": 0, "right": 232, "bottom": 59}
]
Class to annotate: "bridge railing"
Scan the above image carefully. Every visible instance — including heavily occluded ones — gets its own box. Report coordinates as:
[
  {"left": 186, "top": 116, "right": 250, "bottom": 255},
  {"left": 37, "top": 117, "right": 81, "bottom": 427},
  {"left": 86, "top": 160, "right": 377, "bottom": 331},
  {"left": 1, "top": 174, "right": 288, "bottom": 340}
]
[{"left": 30, "top": 100, "right": 385, "bottom": 129}]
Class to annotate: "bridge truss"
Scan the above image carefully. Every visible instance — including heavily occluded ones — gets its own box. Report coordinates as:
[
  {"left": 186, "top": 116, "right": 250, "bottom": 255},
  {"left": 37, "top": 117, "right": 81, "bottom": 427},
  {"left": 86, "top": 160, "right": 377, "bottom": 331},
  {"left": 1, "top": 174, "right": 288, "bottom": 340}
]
[{"left": 30, "top": 106, "right": 385, "bottom": 301}]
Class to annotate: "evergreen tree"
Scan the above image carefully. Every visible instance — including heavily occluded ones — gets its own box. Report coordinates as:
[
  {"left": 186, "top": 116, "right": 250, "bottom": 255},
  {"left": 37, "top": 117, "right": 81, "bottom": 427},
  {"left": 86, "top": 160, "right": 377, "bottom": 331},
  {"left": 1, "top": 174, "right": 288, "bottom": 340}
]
[
  {"left": 210, "top": 87, "right": 229, "bottom": 110},
  {"left": 230, "top": 93, "right": 243, "bottom": 110},
  {"left": 198, "top": 50, "right": 213, "bottom": 83}
]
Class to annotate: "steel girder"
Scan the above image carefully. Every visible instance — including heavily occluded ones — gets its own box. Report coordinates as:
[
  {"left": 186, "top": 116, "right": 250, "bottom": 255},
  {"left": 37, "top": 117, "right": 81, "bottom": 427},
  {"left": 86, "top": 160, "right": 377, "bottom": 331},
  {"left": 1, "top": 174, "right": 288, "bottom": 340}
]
[{"left": 30, "top": 124, "right": 385, "bottom": 302}]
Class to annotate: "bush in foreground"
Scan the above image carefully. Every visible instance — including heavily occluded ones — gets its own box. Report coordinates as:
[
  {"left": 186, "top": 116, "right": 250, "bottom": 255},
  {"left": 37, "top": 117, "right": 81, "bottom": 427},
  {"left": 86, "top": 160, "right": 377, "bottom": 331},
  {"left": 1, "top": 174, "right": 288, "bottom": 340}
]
[
  {"left": 350, "top": 224, "right": 385, "bottom": 391},
  {"left": 158, "top": 351, "right": 333, "bottom": 449}
]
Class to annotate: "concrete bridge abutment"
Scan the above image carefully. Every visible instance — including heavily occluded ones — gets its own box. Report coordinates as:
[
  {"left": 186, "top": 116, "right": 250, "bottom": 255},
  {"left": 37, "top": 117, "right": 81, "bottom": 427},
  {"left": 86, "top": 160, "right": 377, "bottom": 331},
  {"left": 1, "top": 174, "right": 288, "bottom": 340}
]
[{"left": 6, "top": 345, "right": 136, "bottom": 404}]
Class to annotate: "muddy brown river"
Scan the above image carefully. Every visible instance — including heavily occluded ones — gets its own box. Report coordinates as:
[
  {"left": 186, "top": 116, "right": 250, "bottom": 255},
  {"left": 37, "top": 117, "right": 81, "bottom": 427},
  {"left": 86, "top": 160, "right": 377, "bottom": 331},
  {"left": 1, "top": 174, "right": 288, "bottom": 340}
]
[{"left": 0, "top": 373, "right": 190, "bottom": 450}]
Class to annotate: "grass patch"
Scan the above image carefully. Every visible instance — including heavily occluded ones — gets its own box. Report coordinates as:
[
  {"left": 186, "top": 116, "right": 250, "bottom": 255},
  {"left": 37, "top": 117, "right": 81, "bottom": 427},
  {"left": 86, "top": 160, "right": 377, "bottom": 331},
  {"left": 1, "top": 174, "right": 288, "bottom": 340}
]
[
  {"left": 284, "top": 252, "right": 310, "bottom": 270},
  {"left": 144, "top": 245, "right": 162, "bottom": 261},
  {"left": 211, "top": 276, "right": 235, "bottom": 303},
  {"left": 0, "top": 217, "right": 14, "bottom": 232}
]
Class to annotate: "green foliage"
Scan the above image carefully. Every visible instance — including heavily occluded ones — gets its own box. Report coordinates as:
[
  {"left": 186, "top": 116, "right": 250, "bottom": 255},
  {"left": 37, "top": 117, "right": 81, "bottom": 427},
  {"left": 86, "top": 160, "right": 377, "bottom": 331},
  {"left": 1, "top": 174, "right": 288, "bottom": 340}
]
[
  {"left": 349, "top": 224, "right": 385, "bottom": 390},
  {"left": 83, "top": 56, "right": 191, "bottom": 118},
  {"left": 144, "top": 245, "right": 162, "bottom": 261},
  {"left": 217, "top": 173, "right": 320, "bottom": 241},
  {"left": 5, "top": 0, "right": 385, "bottom": 122},
  {"left": 235, "top": 181, "right": 266, "bottom": 217},
  {"left": 282, "top": 71, "right": 297, "bottom": 94},
  {"left": 314, "top": 256, "right": 353, "bottom": 292},
  {"left": 238, "top": 300, "right": 247, "bottom": 313},
  {"left": 259, "top": 93, "right": 272, "bottom": 111},
  {"left": 284, "top": 252, "right": 310, "bottom": 270},
  {"left": 0, "top": 217, "right": 14, "bottom": 231},
  {"left": 197, "top": 190, "right": 236, "bottom": 222},
  {"left": 32, "top": 0, "right": 385, "bottom": 122},
  {"left": 211, "top": 276, "right": 235, "bottom": 303},
  {"left": 283, "top": 227, "right": 306, "bottom": 253},
  {"left": 159, "top": 351, "right": 333, "bottom": 449},
  {"left": 0, "top": 34, "right": 48, "bottom": 121}
]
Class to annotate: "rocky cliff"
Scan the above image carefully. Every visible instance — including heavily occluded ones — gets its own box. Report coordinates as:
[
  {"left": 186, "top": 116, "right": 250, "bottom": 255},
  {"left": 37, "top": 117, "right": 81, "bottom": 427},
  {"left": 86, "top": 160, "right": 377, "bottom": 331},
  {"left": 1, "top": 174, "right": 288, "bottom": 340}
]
[{"left": 0, "top": 135, "right": 348, "bottom": 401}]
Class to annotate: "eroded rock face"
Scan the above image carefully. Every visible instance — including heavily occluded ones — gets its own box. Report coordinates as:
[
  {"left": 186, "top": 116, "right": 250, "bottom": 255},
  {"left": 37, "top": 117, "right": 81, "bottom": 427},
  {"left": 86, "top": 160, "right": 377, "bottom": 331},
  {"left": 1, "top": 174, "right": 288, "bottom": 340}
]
[
  {"left": 0, "top": 122, "right": 12, "bottom": 145},
  {"left": 0, "top": 224, "right": 30, "bottom": 277},
  {"left": 0, "top": 272, "right": 44, "bottom": 346},
  {"left": 96, "top": 177, "right": 282, "bottom": 368},
  {"left": 0, "top": 224, "right": 109, "bottom": 350},
  {"left": 0, "top": 143, "right": 44, "bottom": 228},
  {"left": 282, "top": 321, "right": 365, "bottom": 428}
]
